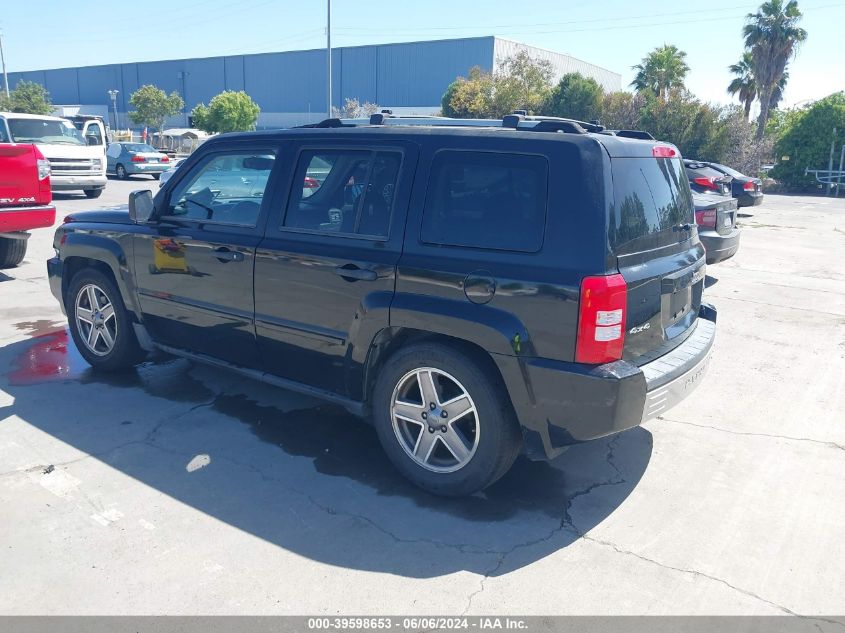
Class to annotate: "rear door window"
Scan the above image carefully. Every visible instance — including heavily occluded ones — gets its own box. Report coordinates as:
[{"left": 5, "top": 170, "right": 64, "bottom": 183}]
[
  {"left": 421, "top": 151, "right": 548, "bottom": 252},
  {"left": 284, "top": 149, "right": 402, "bottom": 239}
]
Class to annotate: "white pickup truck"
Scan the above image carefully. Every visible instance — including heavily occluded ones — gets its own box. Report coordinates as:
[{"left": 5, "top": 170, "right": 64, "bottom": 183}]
[{"left": 0, "top": 112, "right": 107, "bottom": 198}]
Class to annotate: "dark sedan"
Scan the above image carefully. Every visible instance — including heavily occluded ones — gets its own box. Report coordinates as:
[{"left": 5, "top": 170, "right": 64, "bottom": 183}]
[
  {"left": 707, "top": 162, "right": 764, "bottom": 208},
  {"left": 693, "top": 191, "right": 741, "bottom": 264},
  {"left": 684, "top": 160, "right": 732, "bottom": 197}
]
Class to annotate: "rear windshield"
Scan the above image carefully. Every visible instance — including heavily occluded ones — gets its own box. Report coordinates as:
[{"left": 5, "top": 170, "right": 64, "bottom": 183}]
[
  {"left": 710, "top": 163, "right": 745, "bottom": 179},
  {"left": 609, "top": 157, "right": 694, "bottom": 250},
  {"left": 122, "top": 143, "right": 157, "bottom": 153},
  {"left": 685, "top": 164, "right": 726, "bottom": 179}
]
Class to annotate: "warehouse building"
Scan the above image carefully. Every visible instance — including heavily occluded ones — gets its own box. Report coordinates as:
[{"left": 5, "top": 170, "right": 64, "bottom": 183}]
[{"left": 6, "top": 36, "right": 621, "bottom": 129}]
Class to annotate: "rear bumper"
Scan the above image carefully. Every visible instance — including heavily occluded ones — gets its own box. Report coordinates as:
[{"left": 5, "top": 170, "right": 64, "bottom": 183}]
[
  {"left": 0, "top": 205, "right": 56, "bottom": 233},
  {"left": 496, "top": 305, "right": 717, "bottom": 460},
  {"left": 52, "top": 176, "right": 106, "bottom": 190},
  {"left": 700, "top": 228, "right": 741, "bottom": 264},
  {"left": 126, "top": 163, "right": 169, "bottom": 174},
  {"left": 737, "top": 192, "right": 764, "bottom": 207}
]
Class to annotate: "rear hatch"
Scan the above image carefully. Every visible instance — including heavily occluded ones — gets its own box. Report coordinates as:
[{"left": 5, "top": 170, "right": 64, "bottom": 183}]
[
  {"left": 608, "top": 150, "right": 706, "bottom": 363},
  {"left": 694, "top": 191, "right": 738, "bottom": 234},
  {"left": 0, "top": 143, "right": 48, "bottom": 207}
]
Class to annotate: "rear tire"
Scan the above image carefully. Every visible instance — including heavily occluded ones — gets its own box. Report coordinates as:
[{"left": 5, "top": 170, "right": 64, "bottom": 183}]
[
  {"left": 372, "top": 343, "right": 522, "bottom": 497},
  {"left": 66, "top": 269, "right": 146, "bottom": 371},
  {"left": 116, "top": 164, "right": 128, "bottom": 180},
  {"left": 0, "top": 236, "right": 27, "bottom": 269},
  {"left": 84, "top": 188, "right": 104, "bottom": 199}
]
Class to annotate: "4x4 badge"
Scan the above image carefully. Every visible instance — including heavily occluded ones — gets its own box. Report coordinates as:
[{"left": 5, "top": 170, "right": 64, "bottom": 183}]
[{"left": 630, "top": 323, "right": 651, "bottom": 334}]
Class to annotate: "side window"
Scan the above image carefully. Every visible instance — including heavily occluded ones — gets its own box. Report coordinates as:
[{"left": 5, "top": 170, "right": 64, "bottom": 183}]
[
  {"left": 283, "top": 149, "right": 401, "bottom": 239},
  {"left": 107, "top": 144, "right": 121, "bottom": 157},
  {"left": 421, "top": 151, "right": 548, "bottom": 252},
  {"left": 84, "top": 124, "right": 104, "bottom": 146},
  {"left": 164, "top": 150, "right": 275, "bottom": 227}
]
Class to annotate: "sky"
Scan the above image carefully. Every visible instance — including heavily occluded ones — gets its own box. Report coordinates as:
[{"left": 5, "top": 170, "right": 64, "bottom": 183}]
[{"left": 1, "top": 0, "right": 843, "bottom": 109}]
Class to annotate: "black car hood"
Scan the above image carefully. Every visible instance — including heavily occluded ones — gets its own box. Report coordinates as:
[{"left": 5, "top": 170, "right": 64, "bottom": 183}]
[{"left": 65, "top": 208, "right": 132, "bottom": 224}]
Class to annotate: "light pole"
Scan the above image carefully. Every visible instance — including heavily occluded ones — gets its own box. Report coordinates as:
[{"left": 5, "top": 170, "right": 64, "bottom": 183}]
[
  {"left": 107, "top": 89, "right": 119, "bottom": 135},
  {"left": 0, "top": 31, "right": 10, "bottom": 99}
]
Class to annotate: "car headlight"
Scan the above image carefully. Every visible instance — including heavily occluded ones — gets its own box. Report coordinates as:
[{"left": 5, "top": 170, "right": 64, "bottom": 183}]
[{"left": 93, "top": 158, "right": 103, "bottom": 169}]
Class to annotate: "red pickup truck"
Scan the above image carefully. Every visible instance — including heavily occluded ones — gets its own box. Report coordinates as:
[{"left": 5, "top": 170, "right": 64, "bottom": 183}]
[{"left": 0, "top": 143, "right": 56, "bottom": 268}]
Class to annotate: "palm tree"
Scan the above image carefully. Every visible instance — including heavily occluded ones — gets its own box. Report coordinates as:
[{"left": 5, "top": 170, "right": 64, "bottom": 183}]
[
  {"left": 728, "top": 52, "right": 757, "bottom": 121},
  {"left": 631, "top": 44, "right": 690, "bottom": 101},
  {"left": 744, "top": 0, "right": 807, "bottom": 138}
]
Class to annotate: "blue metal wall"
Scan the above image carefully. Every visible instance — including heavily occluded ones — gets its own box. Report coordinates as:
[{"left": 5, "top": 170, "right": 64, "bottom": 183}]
[{"left": 12, "top": 36, "right": 622, "bottom": 128}]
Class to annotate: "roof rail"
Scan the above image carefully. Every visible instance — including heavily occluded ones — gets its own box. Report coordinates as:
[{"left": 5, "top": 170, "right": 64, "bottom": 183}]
[
  {"left": 294, "top": 118, "right": 350, "bottom": 129},
  {"left": 502, "top": 113, "right": 603, "bottom": 134}
]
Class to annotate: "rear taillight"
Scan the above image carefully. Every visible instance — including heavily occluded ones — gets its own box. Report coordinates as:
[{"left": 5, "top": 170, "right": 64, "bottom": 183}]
[
  {"left": 743, "top": 181, "right": 755, "bottom": 191},
  {"left": 695, "top": 209, "right": 717, "bottom": 228},
  {"left": 693, "top": 176, "right": 719, "bottom": 192},
  {"left": 575, "top": 274, "right": 628, "bottom": 364},
  {"left": 161, "top": 156, "right": 170, "bottom": 163},
  {"left": 37, "top": 158, "right": 51, "bottom": 180},
  {"left": 652, "top": 145, "right": 677, "bottom": 158},
  {"left": 131, "top": 156, "right": 146, "bottom": 163},
  {"left": 303, "top": 176, "right": 320, "bottom": 188}
]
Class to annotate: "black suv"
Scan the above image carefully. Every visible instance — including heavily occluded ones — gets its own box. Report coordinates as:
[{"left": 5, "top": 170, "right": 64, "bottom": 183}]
[{"left": 47, "top": 114, "right": 717, "bottom": 497}]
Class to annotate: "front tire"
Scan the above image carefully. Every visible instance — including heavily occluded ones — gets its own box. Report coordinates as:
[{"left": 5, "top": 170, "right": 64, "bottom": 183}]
[
  {"left": 0, "top": 236, "right": 27, "bottom": 268},
  {"left": 372, "top": 343, "right": 522, "bottom": 497},
  {"left": 115, "top": 164, "right": 128, "bottom": 180},
  {"left": 66, "top": 269, "right": 145, "bottom": 370}
]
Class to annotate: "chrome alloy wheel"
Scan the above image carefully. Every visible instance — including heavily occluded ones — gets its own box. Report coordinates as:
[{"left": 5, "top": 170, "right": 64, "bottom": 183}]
[
  {"left": 75, "top": 284, "right": 117, "bottom": 356},
  {"left": 390, "top": 367, "right": 480, "bottom": 473}
]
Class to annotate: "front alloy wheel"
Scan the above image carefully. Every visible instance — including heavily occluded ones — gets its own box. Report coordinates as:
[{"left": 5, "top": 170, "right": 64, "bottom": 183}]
[
  {"left": 391, "top": 367, "right": 480, "bottom": 473},
  {"left": 75, "top": 283, "right": 117, "bottom": 356}
]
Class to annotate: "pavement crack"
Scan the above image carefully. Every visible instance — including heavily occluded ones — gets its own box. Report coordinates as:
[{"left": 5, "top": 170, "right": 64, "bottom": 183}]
[
  {"left": 659, "top": 416, "right": 845, "bottom": 452},
  {"left": 573, "top": 531, "right": 845, "bottom": 629}
]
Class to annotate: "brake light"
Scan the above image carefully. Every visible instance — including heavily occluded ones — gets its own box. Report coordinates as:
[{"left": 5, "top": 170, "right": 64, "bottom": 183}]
[
  {"left": 161, "top": 155, "right": 170, "bottom": 163},
  {"left": 36, "top": 158, "right": 50, "bottom": 180},
  {"left": 575, "top": 274, "right": 627, "bottom": 364},
  {"left": 693, "top": 176, "right": 719, "bottom": 192},
  {"left": 743, "top": 181, "right": 755, "bottom": 191},
  {"left": 131, "top": 156, "right": 146, "bottom": 163},
  {"left": 695, "top": 209, "right": 717, "bottom": 228},
  {"left": 303, "top": 176, "right": 320, "bottom": 189},
  {"left": 652, "top": 145, "right": 677, "bottom": 158}
]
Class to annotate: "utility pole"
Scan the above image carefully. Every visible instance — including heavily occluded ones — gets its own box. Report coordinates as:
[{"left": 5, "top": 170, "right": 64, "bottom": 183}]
[
  {"left": 326, "top": 0, "right": 332, "bottom": 118},
  {"left": 0, "top": 31, "right": 10, "bottom": 100}
]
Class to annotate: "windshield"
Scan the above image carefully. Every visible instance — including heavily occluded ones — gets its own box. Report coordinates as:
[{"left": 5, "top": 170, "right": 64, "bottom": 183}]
[{"left": 8, "top": 118, "right": 85, "bottom": 145}]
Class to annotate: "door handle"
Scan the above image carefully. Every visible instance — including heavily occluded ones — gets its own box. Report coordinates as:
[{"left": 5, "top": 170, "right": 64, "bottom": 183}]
[
  {"left": 334, "top": 265, "right": 378, "bottom": 281},
  {"left": 213, "top": 248, "right": 244, "bottom": 263}
]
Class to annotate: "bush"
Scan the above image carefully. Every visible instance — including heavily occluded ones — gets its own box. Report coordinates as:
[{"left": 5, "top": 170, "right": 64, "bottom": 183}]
[
  {"left": 637, "top": 90, "right": 727, "bottom": 162},
  {"left": 192, "top": 91, "right": 260, "bottom": 133},
  {"left": 770, "top": 92, "right": 845, "bottom": 189}
]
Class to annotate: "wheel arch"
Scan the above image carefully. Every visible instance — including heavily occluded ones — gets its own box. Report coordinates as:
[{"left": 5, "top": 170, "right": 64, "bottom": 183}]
[{"left": 61, "top": 235, "right": 138, "bottom": 318}]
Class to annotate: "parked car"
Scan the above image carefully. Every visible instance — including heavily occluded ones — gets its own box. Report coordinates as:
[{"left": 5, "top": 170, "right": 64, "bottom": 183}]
[
  {"left": 705, "top": 162, "right": 764, "bottom": 208},
  {"left": 158, "top": 157, "right": 187, "bottom": 188},
  {"left": 684, "top": 159, "right": 732, "bottom": 196},
  {"left": 106, "top": 142, "right": 170, "bottom": 180},
  {"left": 47, "top": 114, "right": 717, "bottom": 496},
  {"left": 692, "top": 191, "right": 741, "bottom": 264},
  {"left": 0, "top": 142, "right": 56, "bottom": 267},
  {"left": 0, "top": 112, "right": 107, "bottom": 198}
]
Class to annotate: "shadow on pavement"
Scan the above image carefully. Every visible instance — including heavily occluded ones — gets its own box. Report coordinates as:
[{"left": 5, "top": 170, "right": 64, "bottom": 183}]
[{"left": 1, "top": 324, "right": 653, "bottom": 578}]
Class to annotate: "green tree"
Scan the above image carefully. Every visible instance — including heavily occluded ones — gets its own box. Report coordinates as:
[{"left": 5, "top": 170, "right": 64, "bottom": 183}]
[
  {"left": 491, "top": 50, "right": 554, "bottom": 117},
  {"left": 600, "top": 91, "right": 647, "bottom": 130},
  {"left": 638, "top": 90, "right": 728, "bottom": 161},
  {"left": 728, "top": 52, "right": 758, "bottom": 121},
  {"left": 129, "top": 85, "right": 184, "bottom": 134},
  {"left": 631, "top": 45, "right": 690, "bottom": 101},
  {"left": 770, "top": 92, "right": 845, "bottom": 189},
  {"left": 544, "top": 72, "right": 604, "bottom": 122},
  {"left": 441, "top": 66, "right": 495, "bottom": 118},
  {"left": 191, "top": 90, "right": 260, "bottom": 133},
  {"left": 743, "top": 0, "right": 807, "bottom": 139},
  {"left": 0, "top": 81, "right": 53, "bottom": 115}
]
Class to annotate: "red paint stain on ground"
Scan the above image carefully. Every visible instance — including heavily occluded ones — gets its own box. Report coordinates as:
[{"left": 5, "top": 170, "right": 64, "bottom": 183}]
[{"left": 7, "top": 329, "right": 89, "bottom": 385}]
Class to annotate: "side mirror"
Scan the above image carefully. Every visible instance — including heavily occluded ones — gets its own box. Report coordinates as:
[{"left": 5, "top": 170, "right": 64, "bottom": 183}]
[{"left": 128, "top": 189, "right": 155, "bottom": 224}]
